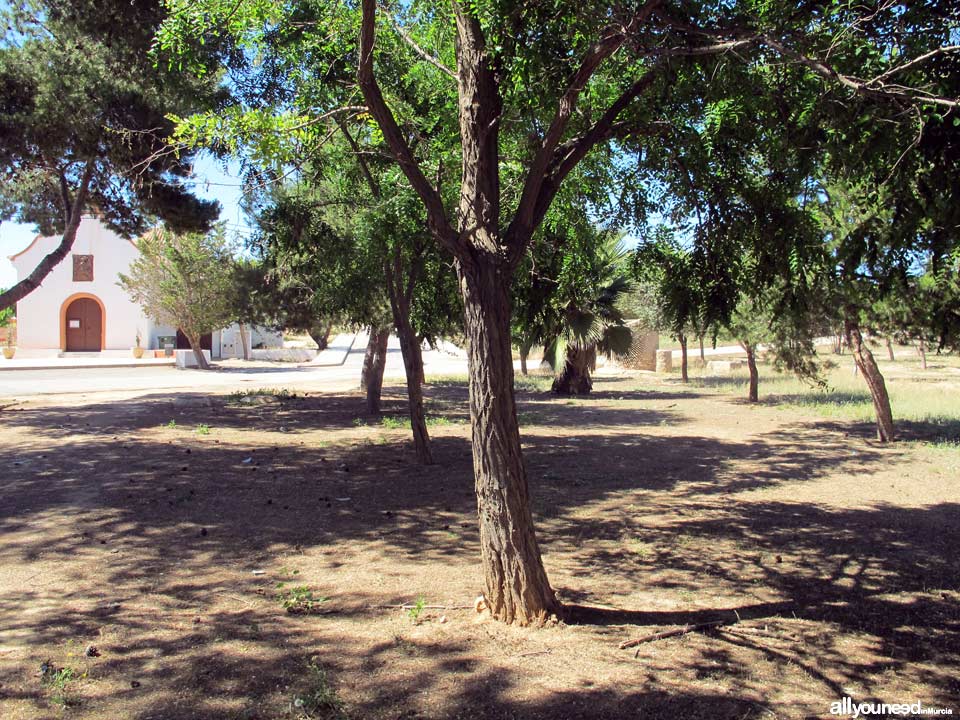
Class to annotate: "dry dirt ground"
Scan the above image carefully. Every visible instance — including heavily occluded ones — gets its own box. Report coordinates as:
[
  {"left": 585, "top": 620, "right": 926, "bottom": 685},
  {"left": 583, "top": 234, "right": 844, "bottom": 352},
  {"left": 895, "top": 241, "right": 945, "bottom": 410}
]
[{"left": 0, "top": 371, "right": 957, "bottom": 720}]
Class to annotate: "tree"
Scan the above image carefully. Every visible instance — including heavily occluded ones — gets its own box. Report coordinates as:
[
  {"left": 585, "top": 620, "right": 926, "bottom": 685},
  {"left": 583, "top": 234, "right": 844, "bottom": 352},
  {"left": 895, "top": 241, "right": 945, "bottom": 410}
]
[
  {"left": 232, "top": 258, "right": 338, "bottom": 359},
  {"left": 516, "top": 218, "right": 633, "bottom": 395},
  {"left": 634, "top": 234, "right": 715, "bottom": 383},
  {"left": 254, "top": 189, "right": 393, "bottom": 412},
  {"left": 255, "top": 179, "right": 462, "bottom": 462},
  {"left": 158, "top": 0, "right": 960, "bottom": 624},
  {"left": 118, "top": 227, "right": 236, "bottom": 369},
  {"left": 0, "top": 0, "right": 225, "bottom": 313}
]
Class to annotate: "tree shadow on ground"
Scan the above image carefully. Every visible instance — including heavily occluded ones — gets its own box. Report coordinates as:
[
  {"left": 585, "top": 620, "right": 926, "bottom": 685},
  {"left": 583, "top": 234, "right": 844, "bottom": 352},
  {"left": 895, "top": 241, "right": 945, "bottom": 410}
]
[{"left": 1, "top": 383, "right": 956, "bottom": 718}]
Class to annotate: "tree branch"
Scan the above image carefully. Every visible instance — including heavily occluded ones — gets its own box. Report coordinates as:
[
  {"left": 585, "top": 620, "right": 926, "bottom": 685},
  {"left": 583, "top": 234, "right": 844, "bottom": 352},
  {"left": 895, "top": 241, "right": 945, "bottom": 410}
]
[
  {"left": 357, "top": 0, "right": 457, "bottom": 253},
  {"left": 451, "top": 0, "right": 504, "bottom": 259},
  {"left": 511, "top": 1, "right": 663, "bottom": 247},
  {"left": 336, "top": 118, "right": 381, "bottom": 199},
  {"left": 505, "top": 64, "right": 666, "bottom": 266},
  {"left": 379, "top": 2, "right": 456, "bottom": 81},
  {"left": 0, "top": 160, "right": 96, "bottom": 313},
  {"left": 868, "top": 45, "right": 960, "bottom": 86},
  {"left": 762, "top": 35, "right": 960, "bottom": 110}
]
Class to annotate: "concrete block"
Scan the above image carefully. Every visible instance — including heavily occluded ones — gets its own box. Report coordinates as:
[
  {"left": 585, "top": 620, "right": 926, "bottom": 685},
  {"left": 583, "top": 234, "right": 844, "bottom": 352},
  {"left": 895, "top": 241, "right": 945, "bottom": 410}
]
[
  {"left": 656, "top": 349, "right": 673, "bottom": 373},
  {"left": 175, "top": 349, "right": 212, "bottom": 368},
  {"left": 706, "top": 359, "right": 743, "bottom": 374}
]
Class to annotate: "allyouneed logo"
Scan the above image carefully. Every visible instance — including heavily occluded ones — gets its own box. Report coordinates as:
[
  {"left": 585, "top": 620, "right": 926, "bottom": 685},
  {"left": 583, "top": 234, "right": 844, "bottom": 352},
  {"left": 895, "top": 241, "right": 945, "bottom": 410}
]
[{"left": 830, "top": 697, "right": 954, "bottom": 717}]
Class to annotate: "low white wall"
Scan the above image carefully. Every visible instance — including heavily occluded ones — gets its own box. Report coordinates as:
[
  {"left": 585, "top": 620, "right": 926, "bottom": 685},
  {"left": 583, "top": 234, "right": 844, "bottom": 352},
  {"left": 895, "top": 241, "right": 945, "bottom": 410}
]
[
  {"left": 175, "top": 349, "right": 212, "bottom": 368},
  {"left": 250, "top": 348, "right": 318, "bottom": 362}
]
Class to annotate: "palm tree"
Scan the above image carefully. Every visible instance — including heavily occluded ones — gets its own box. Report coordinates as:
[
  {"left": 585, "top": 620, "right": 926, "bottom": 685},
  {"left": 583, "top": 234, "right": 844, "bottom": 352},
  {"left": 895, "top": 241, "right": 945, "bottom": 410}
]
[{"left": 539, "top": 232, "right": 634, "bottom": 394}]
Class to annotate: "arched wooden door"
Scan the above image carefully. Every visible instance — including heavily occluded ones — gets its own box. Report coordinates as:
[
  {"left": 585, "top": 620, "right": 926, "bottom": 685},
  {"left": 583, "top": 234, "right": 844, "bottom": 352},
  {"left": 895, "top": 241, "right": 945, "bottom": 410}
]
[{"left": 64, "top": 297, "right": 103, "bottom": 351}]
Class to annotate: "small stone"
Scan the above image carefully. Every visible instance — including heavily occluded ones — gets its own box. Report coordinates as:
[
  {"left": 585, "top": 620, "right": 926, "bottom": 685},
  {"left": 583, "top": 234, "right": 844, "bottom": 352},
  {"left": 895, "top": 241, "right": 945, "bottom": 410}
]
[
  {"left": 84, "top": 644, "right": 100, "bottom": 657},
  {"left": 439, "top": 615, "right": 447, "bottom": 624},
  {"left": 130, "top": 680, "right": 141, "bottom": 688},
  {"left": 200, "top": 528, "right": 208, "bottom": 537}
]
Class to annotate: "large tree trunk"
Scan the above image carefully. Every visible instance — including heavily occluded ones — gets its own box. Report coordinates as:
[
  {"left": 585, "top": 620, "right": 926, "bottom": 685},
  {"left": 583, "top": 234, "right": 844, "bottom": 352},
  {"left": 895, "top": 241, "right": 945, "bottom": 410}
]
[
  {"left": 885, "top": 336, "right": 895, "bottom": 361},
  {"left": 743, "top": 342, "right": 759, "bottom": 403},
  {"left": 551, "top": 344, "right": 594, "bottom": 395},
  {"left": 845, "top": 318, "right": 895, "bottom": 442},
  {"left": 393, "top": 308, "right": 433, "bottom": 464},
  {"left": 699, "top": 335, "right": 706, "bottom": 365},
  {"left": 309, "top": 321, "right": 334, "bottom": 351},
  {"left": 679, "top": 333, "right": 689, "bottom": 383},
  {"left": 361, "top": 325, "right": 390, "bottom": 414},
  {"left": 917, "top": 339, "right": 927, "bottom": 369},
  {"left": 457, "top": 257, "right": 559, "bottom": 624},
  {"left": 186, "top": 332, "right": 210, "bottom": 370}
]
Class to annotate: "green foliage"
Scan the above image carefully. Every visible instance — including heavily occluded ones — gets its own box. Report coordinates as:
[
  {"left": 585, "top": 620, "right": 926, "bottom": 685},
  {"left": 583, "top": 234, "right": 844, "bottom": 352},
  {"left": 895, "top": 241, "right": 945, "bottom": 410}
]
[
  {"left": 0, "top": 297, "right": 12, "bottom": 327},
  {"left": 407, "top": 595, "right": 426, "bottom": 624},
  {"left": 0, "top": 0, "right": 222, "bottom": 238},
  {"left": 226, "top": 387, "right": 293, "bottom": 403},
  {"left": 39, "top": 662, "right": 83, "bottom": 708},
  {"left": 515, "top": 204, "right": 634, "bottom": 371},
  {"left": 276, "top": 583, "right": 328, "bottom": 614},
  {"left": 118, "top": 226, "right": 237, "bottom": 355},
  {"left": 634, "top": 231, "right": 722, "bottom": 344},
  {"left": 288, "top": 659, "right": 346, "bottom": 720},
  {"left": 195, "top": 423, "right": 210, "bottom": 435}
]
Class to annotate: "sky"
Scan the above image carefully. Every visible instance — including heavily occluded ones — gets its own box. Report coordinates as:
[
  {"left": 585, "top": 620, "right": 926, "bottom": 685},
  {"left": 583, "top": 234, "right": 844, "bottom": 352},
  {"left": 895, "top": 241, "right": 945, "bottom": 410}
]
[{"left": 0, "top": 155, "right": 251, "bottom": 289}]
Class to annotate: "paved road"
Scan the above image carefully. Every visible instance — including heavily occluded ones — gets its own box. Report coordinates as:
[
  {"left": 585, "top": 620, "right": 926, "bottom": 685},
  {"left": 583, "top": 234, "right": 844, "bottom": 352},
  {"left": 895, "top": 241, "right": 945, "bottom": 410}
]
[{"left": 0, "top": 341, "right": 469, "bottom": 399}]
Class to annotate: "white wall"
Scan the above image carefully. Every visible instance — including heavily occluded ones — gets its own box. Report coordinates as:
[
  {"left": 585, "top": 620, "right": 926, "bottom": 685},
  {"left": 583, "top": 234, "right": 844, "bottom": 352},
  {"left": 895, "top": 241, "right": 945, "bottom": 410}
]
[
  {"left": 10, "top": 216, "right": 148, "bottom": 350},
  {"left": 10, "top": 217, "right": 267, "bottom": 356}
]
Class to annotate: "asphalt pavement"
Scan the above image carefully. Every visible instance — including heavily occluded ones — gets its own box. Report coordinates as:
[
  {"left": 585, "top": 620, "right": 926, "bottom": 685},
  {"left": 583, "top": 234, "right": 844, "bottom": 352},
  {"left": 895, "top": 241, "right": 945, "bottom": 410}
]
[{"left": 0, "top": 339, "right": 469, "bottom": 399}]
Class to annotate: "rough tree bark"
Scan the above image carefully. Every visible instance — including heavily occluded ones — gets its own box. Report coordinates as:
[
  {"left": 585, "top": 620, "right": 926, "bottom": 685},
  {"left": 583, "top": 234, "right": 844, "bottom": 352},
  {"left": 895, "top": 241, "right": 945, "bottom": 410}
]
[
  {"left": 361, "top": 325, "right": 390, "bottom": 414},
  {"left": 0, "top": 162, "right": 95, "bottom": 313},
  {"left": 394, "top": 319, "right": 432, "bottom": 463},
  {"left": 845, "top": 318, "right": 895, "bottom": 442},
  {"left": 519, "top": 338, "right": 533, "bottom": 376},
  {"left": 458, "top": 257, "right": 560, "bottom": 623},
  {"left": 885, "top": 336, "right": 895, "bottom": 361},
  {"left": 742, "top": 341, "right": 759, "bottom": 403},
  {"left": 309, "top": 321, "right": 334, "bottom": 350},
  {"left": 679, "top": 333, "right": 689, "bottom": 383},
  {"left": 552, "top": 344, "right": 594, "bottom": 394},
  {"left": 388, "top": 272, "right": 433, "bottom": 464},
  {"left": 358, "top": 0, "right": 663, "bottom": 624},
  {"left": 699, "top": 335, "right": 706, "bottom": 366},
  {"left": 186, "top": 331, "right": 210, "bottom": 370}
]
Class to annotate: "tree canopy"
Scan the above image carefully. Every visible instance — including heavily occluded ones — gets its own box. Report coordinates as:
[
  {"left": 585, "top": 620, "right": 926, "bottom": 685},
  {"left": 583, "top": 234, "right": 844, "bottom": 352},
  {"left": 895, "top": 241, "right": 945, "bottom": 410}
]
[
  {"left": 0, "top": 0, "right": 227, "bottom": 311},
  {"left": 156, "top": 0, "right": 960, "bottom": 624},
  {"left": 118, "top": 226, "right": 236, "bottom": 369}
]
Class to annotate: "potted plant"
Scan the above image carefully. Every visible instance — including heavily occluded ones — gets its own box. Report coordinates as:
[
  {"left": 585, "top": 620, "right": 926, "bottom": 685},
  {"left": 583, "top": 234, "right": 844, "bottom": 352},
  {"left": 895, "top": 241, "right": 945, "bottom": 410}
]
[
  {"left": 2, "top": 324, "right": 14, "bottom": 360},
  {"left": 132, "top": 330, "right": 144, "bottom": 359}
]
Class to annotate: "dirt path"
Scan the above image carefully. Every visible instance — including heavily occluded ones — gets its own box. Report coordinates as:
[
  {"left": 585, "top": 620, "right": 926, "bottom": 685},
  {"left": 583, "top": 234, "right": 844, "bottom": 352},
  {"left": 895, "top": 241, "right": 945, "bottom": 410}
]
[{"left": 1, "top": 374, "right": 957, "bottom": 719}]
